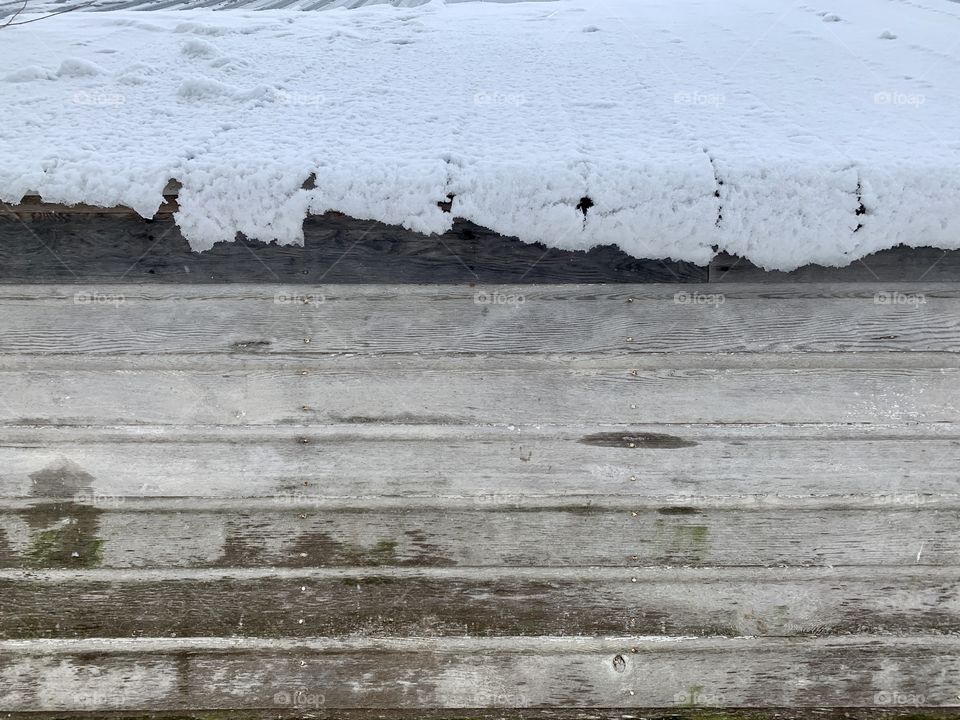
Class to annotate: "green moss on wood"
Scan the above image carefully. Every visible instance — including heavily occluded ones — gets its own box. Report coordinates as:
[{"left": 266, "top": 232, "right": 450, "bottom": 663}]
[{"left": 20, "top": 502, "right": 104, "bottom": 569}]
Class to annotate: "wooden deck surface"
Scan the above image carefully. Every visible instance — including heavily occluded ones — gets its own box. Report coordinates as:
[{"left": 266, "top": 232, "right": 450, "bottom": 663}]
[{"left": 0, "top": 207, "right": 957, "bottom": 715}]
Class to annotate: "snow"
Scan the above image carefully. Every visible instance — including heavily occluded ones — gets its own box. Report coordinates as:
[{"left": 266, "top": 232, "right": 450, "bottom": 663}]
[{"left": 1, "top": 0, "right": 959, "bottom": 269}]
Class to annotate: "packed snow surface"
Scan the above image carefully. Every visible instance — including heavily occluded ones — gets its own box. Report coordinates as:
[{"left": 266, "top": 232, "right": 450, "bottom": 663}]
[{"left": 2, "top": 0, "right": 960, "bottom": 269}]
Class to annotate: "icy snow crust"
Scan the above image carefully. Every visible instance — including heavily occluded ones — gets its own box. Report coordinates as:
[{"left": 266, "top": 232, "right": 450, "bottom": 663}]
[{"left": 2, "top": 0, "right": 959, "bottom": 269}]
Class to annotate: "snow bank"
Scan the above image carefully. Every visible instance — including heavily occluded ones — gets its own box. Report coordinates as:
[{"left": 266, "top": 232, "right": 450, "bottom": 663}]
[{"left": 2, "top": 0, "right": 959, "bottom": 269}]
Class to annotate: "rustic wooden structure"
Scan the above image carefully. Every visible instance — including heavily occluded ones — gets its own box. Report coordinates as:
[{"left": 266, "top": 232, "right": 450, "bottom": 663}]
[{"left": 0, "top": 195, "right": 958, "bottom": 717}]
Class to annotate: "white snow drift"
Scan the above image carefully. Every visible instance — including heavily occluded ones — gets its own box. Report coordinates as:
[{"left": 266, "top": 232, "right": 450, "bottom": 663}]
[{"left": 2, "top": 0, "right": 959, "bottom": 269}]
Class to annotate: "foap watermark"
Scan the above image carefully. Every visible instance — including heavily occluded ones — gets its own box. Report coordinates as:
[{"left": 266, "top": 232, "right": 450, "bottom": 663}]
[
  {"left": 274, "top": 291, "right": 326, "bottom": 305},
  {"left": 674, "top": 291, "right": 725, "bottom": 306},
  {"left": 674, "top": 687, "right": 727, "bottom": 706},
  {"left": 473, "top": 91, "right": 527, "bottom": 107},
  {"left": 475, "top": 690, "right": 528, "bottom": 706},
  {"left": 34, "top": 689, "right": 128, "bottom": 709},
  {"left": 72, "top": 691, "right": 128, "bottom": 709},
  {"left": 74, "top": 290, "right": 125, "bottom": 307},
  {"left": 876, "top": 490, "right": 930, "bottom": 508},
  {"left": 273, "top": 688, "right": 326, "bottom": 709},
  {"left": 674, "top": 91, "right": 725, "bottom": 107},
  {"left": 474, "top": 289, "right": 526, "bottom": 307},
  {"left": 72, "top": 91, "right": 126, "bottom": 107},
  {"left": 874, "top": 91, "right": 925, "bottom": 108},
  {"left": 276, "top": 90, "right": 326, "bottom": 107},
  {"left": 874, "top": 291, "right": 926, "bottom": 307},
  {"left": 874, "top": 690, "right": 926, "bottom": 707},
  {"left": 474, "top": 493, "right": 523, "bottom": 507},
  {"left": 271, "top": 491, "right": 329, "bottom": 508},
  {"left": 73, "top": 491, "right": 124, "bottom": 508}
]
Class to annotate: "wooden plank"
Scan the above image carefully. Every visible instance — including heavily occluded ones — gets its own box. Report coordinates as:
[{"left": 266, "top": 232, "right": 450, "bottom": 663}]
[
  {"left": 0, "top": 566, "right": 956, "bottom": 639},
  {"left": 0, "top": 505, "right": 951, "bottom": 568},
  {"left": 6, "top": 216, "right": 960, "bottom": 287},
  {"left": 0, "top": 636, "right": 957, "bottom": 710},
  {"left": 2, "top": 354, "right": 959, "bottom": 425},
  {"left": 0, "top": 711, "right": 956, "bottom": 720},
  {"left": 0, "top": 284, "right": 958, "bottom": 354},
  {"left": 0, "top": 216, "right": 704, "bottom": 284},
  {"left": 3, "top": 197, "right": 179, "bottom": 218},
  {"left": 711, "top": 249, "right": 960, "bottom": 283},
  {"left": 0, "top": 424, "right": 959, "bottom": 501}
]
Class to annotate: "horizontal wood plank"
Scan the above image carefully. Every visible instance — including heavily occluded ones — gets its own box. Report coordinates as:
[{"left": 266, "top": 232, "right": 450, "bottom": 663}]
[
  {"left": 0, "top": 284, "right": 959, "bottom": 354},
  {"left": 3, "top": 354, "right": 960, "bottom": 425},
  {"left": 5, "top": 213, "right": 960, "bottom": 286},
  {"left": 0, "top": 636, "right": 956, "bottom": 710},
  {"left": 0, "top": 567, "right": 956, "bottom": 639},
  {"left": 0, "top": 713, "right": 955, "bottom": 720},
  {"left": 0, "top": 424, "right": 958, "bottom": 500},
  {"left": 0, "top": 215, "right": 704, "bottom": 284},
  {"left": 0, "top": 506, "right": 951, "bottom": 568},
  {"left": 710, "top": 249, "right": 960, "bottom": 284}
]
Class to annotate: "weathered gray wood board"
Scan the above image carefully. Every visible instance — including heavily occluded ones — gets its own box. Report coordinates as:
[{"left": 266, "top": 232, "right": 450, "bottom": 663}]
[
  {"left": 2, "top": 567, "right": 957, "bottom": 638},
  {"left": 1, "top": 280, "right": 958, "bottom": 713},
  {"left": 1, "top": 425, "right": 958, "bottom": 499},
  {"left": 1, "top": 713, "right": 956, "bottom": 720},
  {"left": 710, "top": 249, "right": 960, "bottom": 283},
  {"left": 5, "top": 204, "right": 960, "bottom": 285},
  {"left": 0, "top": 284, "right": 956, "bottom": 354},
  {"left": 3, "top": 354, "right": 959, "bottom": 424},
  {"left": 0, "top": 506, "right": 952, "bottom": 568},
  {"left": 0, "top": 215, "right": 704, "bottom": 284},
  {"left": 1, "top": 636, "right": 957, "bottom": 711}
]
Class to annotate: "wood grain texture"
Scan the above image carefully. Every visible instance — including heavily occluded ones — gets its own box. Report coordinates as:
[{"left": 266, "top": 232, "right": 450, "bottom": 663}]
[
  {"left": 0, "top": 636, "right": 957, "bottom": 710},
  {"left": 2, "top": 196, "right": 179, "bottom": 218},
  {"left": 0, "top": 284, "right": 957, "bottom": 354},
  {"left": 1, "top": 567, "right": 957, "bottom": 639},
  {"left": 0, "top": 711, "right": 957, "bottom": 720},
  {"left": 710, "top": 249, "right": 960, "bottom": 283},
  {"left": 0, "top": 215, "right": 704, "bottom": 284},
  {"left": 0, "top": 424, "right": 958, "bottom": 500},
  {"left": 2, "top": 354, "right": 959, "bottom": 425},
  {"left": 0, "top": 279, "right": 956, "bottom": 713},
  {"left": 5, "top": 212, "right": 960, "bottom": 286},
  {"left": 0, "top": 505, "right": 951, "bottom": 569}
]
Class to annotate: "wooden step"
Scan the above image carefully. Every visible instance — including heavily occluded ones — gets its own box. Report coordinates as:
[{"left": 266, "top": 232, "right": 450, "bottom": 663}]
[
  {"left": 0, "top": 284, "right": 957, "bottom": 354},
  {"left": 1, "top": 636, "right": 957, "bottom": 711},
  {"left": 1, "top": 566, "right": 957, "bottom": 639},
  {"left": 0, "top": 280, "right": 955, "bottom": 713},
  {"left": 0, "top": 424, "right": 958, "bottom": 500},
  {"left": 0, "top": 504, "right": 953, "bottom": 569}
]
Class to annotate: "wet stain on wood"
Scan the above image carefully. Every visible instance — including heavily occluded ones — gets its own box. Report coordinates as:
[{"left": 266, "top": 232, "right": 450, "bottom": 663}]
[
  {"left": 231, "top": 339, "right": 272, "bottom": 351},
  {"left": 20, "top": 503, "right": 105, "bottom": 569},
  {"left": 658, "top": 507, "right": 703, "bottom": 516},
  {"left": 579, "top": 432, "right": 698, "bottom": 449},
  {"left": 28, "top": 459, "right": 95, "bottom": 498},
  {"left": 0, "top": 527, "right": 14, "bottom": 566},
  {"left": 216, "top": 528, "right": 456, "bottom": 568},
  {"left": 21, "top": 461, "right": 104, "bottom": 568},
  {"left": 286, "top": 533, "right": 401, "bottom": 567},
  {"left": 652, "top": 519, "right": 711, "bottom": 565}
]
